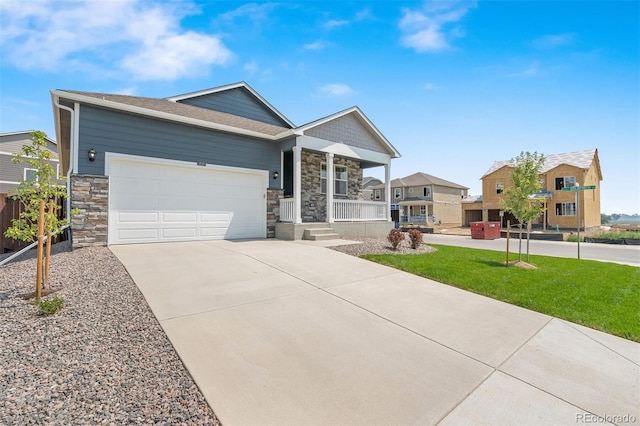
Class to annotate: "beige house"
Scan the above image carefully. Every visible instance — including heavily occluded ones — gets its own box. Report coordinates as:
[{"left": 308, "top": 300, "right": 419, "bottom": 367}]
[
  {"left": 465, "top": 149, "right": 603, "bottom": 230},
  {"left": 370, "top": 172, "right": 468, "bottom": 226}
]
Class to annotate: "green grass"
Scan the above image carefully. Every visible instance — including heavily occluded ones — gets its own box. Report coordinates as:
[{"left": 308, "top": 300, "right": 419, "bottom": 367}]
[{"left": 362, "top": 245, "right": 640, "bottom": 342}]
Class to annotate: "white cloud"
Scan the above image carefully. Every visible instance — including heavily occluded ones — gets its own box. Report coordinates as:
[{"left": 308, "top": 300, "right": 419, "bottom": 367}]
[
  {"left": 508, "top": 61, "right": 541, "bottom": 77},
  {"left": 324, "top": 19, "right": 350, "bottom": 30},
  {"left": 423, "top": 83, "right": 440, "bottom": 90},
  {"left": 531, "top": 33, "right": 575, "bottom": 49},
  {"left": 0, "top": 0, "right": 233, "bottom": 81},
  {"left": 399, "top": 1, "right": 476, "bottom": 52},
  {"left": 318, "top": 83, "right": 356, "bottom": 97},
  {"left": 303, "top": 40, "right": 329, "bottom": 50},
  {"left": 244, "top": 61, "right": 259, "bottom": 74}
]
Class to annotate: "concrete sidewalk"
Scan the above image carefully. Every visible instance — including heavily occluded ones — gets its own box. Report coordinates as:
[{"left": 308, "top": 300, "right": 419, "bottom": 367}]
[{"left": 111, "top": 240, "right": 639, "bottom": 425}]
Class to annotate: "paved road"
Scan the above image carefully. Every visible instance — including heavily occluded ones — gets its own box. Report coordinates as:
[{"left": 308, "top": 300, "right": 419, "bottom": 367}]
[{"left": 423, "top": 233, "right": 640, "bottom": 266}]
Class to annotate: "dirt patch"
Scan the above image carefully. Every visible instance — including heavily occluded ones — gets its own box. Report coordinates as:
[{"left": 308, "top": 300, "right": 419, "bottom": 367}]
[{"left": 506, "top": 260, "right": 538, "bottom": 269}]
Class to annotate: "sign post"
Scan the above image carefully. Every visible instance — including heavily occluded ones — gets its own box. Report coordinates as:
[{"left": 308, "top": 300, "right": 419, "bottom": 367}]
[{"left": 561, "top": 185, "right": 596, "bottom": 259}]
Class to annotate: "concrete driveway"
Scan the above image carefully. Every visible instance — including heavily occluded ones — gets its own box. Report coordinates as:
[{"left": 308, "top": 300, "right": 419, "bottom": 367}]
[{"left": 110, "top": 240, "right": 639, "bottom": 425}]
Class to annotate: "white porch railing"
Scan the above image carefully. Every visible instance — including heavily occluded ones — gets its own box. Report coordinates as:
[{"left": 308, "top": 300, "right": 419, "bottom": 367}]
[
  {"left": 334, "top": 200, "right": 387, "bottom": 222},
  {"left": 278, "top": 198, "right": 388, "bottom": 222},
  {"left": 280, "top": 198, "right": 295, "bottom": 222}
]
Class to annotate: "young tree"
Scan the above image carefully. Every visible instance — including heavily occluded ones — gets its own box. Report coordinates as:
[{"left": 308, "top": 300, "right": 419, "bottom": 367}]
[
  {"left": 5, "top": 131, "right": 70, "bottom": 300},
  {"left": 501, "top": 151, "right": 546, "bottom": 262}
]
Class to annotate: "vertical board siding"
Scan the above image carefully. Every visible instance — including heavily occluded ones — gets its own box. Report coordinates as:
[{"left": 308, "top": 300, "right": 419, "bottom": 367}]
[
  {"left": 77, "top": 105, "right": 282, "bottom": 189},
  {"left": 177, "top": 88, "right": 291, "bottom": 128}
]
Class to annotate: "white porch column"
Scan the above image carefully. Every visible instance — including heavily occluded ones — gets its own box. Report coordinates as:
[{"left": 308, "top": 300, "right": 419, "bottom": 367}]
[
  {"left": 293, "top": 146, "right": 302, "bottom": 224},
  {"left": 385, "top": 163, "right": 391, "bottom": 221},
  {"left": 326, "top": 153, "right": 334, "bottom": 223}
]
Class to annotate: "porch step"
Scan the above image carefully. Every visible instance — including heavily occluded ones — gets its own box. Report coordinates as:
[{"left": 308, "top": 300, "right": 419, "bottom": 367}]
[{"left": 303, "top": 228, "right": 342, "bottom": 241}]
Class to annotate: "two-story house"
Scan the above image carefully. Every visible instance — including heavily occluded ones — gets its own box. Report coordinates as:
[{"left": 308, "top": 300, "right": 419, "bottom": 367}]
[
  {"left": 0, "top": 131, "right": 59, "bottom": 195},
  {"left": 468, "top": 149, "right": 603, "bottom": 230},
  {"left": 370, "top": 172, "right": 468, "bottom": 226}
]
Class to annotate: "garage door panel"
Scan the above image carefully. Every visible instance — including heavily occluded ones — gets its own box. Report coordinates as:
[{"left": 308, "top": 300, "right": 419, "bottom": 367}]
[
  {"left": 116, "top": 211, "right": 160, "bottom": 223},
  {"left": 162, "top": 212, "right": 198, "bottom": 223},
  {"left": 117, "top": 228, "right": 159, "bottom": 241},
  {"left": 162, "top": 228, "right": 198, "bottom": 239},
  {"left": 109, "top": 157, "right": 266, "bottom": 244}
]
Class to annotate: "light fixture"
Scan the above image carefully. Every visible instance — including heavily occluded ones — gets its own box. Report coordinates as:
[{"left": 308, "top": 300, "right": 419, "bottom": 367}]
[
  {"left": 273, "top": 170, "right": 279, "bottom": 180},
  {"left": 88, "top": 149, "right": 96, "bottom": 162}
]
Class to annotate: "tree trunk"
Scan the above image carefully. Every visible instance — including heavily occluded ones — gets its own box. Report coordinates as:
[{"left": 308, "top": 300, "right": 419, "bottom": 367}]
[
  {"left": 518, "top": 223, "right": 523, "bottom": 261},
  {"left": 526, "top": 221, "right": 532, "bottom": 262}
]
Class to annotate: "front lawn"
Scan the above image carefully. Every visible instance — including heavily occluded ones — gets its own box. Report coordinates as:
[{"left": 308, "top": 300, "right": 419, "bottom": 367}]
[{"left": 362, "top": 244, "right": 640, "bottom": 342}]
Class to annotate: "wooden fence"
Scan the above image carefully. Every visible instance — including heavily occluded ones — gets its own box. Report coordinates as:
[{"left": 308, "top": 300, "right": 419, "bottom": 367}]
[{"left": 0, "top": 194, "right": 68, "bottom": 253}]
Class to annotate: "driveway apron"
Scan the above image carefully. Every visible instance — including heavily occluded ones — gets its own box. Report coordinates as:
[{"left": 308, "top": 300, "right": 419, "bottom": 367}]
[{"left": 110, "top": 240, "right": 639, "bottom": 425}]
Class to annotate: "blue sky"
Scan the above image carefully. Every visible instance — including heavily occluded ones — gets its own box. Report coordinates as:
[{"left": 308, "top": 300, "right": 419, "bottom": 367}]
[{"left": 1, "top": 0, "right": 638, "bottom": 214}]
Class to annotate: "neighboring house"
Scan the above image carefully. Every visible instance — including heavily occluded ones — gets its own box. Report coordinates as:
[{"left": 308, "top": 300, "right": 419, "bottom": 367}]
[
  {"left": 362, "top": 176, "right": 383, "bottom": 200},
  {"left": 370, "top": 172, "right": 469, "bottom": 226},
  {"left": 51, "top": 82, "right": 400, "bottom": 247},
  {"left": 0, "top": 131, "right": 59, "bottom": 194},
  {"left": 467, "top": 149, "right": 603, "bottom": 230}
]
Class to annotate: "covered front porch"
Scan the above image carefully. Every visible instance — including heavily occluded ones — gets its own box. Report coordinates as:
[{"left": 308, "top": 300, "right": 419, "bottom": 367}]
[
  {"left": 398, "top": 199, "right": 435, "bottom": 225},
  {"left": 273, "top": 106, "right": 400, "bottom": 240}
]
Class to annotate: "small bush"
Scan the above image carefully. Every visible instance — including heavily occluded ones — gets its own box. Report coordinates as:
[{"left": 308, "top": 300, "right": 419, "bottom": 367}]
[
  {"left": 36, "top": 297, "right": 64, "bottom": 315},
  {"left": 408, "top": 229, "right": 423, "bottom": 249},
  {"left": 387, "top": 228, "right": 404, "bottom": 249}
]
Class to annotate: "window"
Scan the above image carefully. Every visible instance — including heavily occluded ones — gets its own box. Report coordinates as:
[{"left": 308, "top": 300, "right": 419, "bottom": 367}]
[
  {"left": 423, "top": 187, "right": 431, "bottom": 197},
  {"left": 394, "top": 188, "right": 402, "bottom": 199},
  {"left": 321, "top": 164, "right": 327, "bottom": 193},
  {"left": 335, "top": 165, "right": 347, "bottom": 195},
  {"left": 24, "top": 168, "right": 37, "bottom": 182},
  {"left": 408, "top": 187, "right": 413, "bottom": 194},
  {"left": 555, "top": 202, "right": 576, "bottom": 216},
  {"left": 374, "top": 189, "right": 381, "bottom": 200},
  {"left": 496, "top": 182, "right": 504, "bottom": 194},
  {"left": 321, "top": 164, "right": 348, "bottom": 195},
  {"left": 420, "top": 205, "right": 426, "bottom": 215},
  {"left": 555, "top": 176, "right": 575, "bottom": 190}
]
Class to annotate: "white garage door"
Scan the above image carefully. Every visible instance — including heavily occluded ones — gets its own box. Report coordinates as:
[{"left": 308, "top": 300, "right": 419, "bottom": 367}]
[{"left": 107, "top": 155, "right": 267, "bottom": 244}]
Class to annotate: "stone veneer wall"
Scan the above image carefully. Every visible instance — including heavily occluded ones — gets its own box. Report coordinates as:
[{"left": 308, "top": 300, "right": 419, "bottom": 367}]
[
  {"left": 70, "top": 174, "right": 109, "bottom": 247},
  {"left": 266, "top": 189, "right": 283, "bottom": 238},
  {"left": 300, "top": 151, "right": 362, "bottom": 222}
]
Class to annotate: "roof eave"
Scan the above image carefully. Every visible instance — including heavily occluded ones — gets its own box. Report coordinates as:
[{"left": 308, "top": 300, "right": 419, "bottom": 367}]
[{"left": 51, "top": 89, "right": 282, "bottom": 141}]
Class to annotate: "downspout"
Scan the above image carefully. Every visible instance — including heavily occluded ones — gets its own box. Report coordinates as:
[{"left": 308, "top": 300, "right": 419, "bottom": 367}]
[{"left": 53, "top": 99, "right": 76, "bottom": 221}]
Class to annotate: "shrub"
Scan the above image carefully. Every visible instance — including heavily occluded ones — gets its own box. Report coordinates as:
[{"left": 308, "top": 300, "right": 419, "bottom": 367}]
[
  {"left": 387, "top": 228, "right": 404, "bottom": 249},
  {"left": 408, "top": 229, "right": 423, "bottom": 249},
  {"left": 36, "top": 297, "right": 64, "bottom": 315}
]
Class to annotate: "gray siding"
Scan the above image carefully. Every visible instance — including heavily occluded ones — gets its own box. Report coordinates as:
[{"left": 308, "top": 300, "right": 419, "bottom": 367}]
[
  {"left": 77, "top": 105, "right": 282, "bottom": 189},
  {"left": 0, "top": 134, "right": 58, "bottom": 158},
  {"left": 177, "top": 88, "right": 291, "bottom": 128},
  {"left": 305, "top": 114, "right": 389, "bottom": 154},
  {"left": 0, "top": 153, "right": 60, "bottom": 194}
]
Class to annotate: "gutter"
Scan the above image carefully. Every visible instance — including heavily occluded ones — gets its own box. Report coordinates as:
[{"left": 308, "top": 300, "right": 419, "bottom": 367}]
[{"left": 52, "top": 96, "right": 77, "bottom": 222}]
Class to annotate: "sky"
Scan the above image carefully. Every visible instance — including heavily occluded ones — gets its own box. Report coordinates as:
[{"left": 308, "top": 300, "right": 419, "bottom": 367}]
[{"left": 1, "top": 0, "right": 638, "bottom": 214}]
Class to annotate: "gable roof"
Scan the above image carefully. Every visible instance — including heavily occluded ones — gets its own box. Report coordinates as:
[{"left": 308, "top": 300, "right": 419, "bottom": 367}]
[
  {"left": 295, "top": 106, "right": 401, "bottom": 158},
  {"left": 370, "top": 172, "right": 468, "bottom": 190},
  {"left": 0, "top": 130, "right": 57, "bottom": 146},
  {"left": 51, "top": 90, "right": 293, "bottom": 139},
  {"left": 166, "top": 81, "right": 295, "bottom": 128},
  {"left": 362, "top": 176, "right": 383, "bottom": 187},
  {"left": 482, "top": 149, "right": 601, "bottom": 179}
]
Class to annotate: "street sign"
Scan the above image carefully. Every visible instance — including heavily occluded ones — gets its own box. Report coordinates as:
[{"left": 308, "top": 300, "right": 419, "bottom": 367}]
[{"left": 562, "top": 185, "right": 596, "bottom": 191}]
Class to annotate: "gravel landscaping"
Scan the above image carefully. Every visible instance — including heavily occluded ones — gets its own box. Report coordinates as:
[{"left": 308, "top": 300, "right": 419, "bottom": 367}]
[
  {"left": 0, "top": 242, "right": 220, "bottom": 425},
  {"left": 0, "top": 235, "right": 433, "bottom": 424},
  {"left": 329, "top": 235, "right": 437, "bottom": 256}
]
